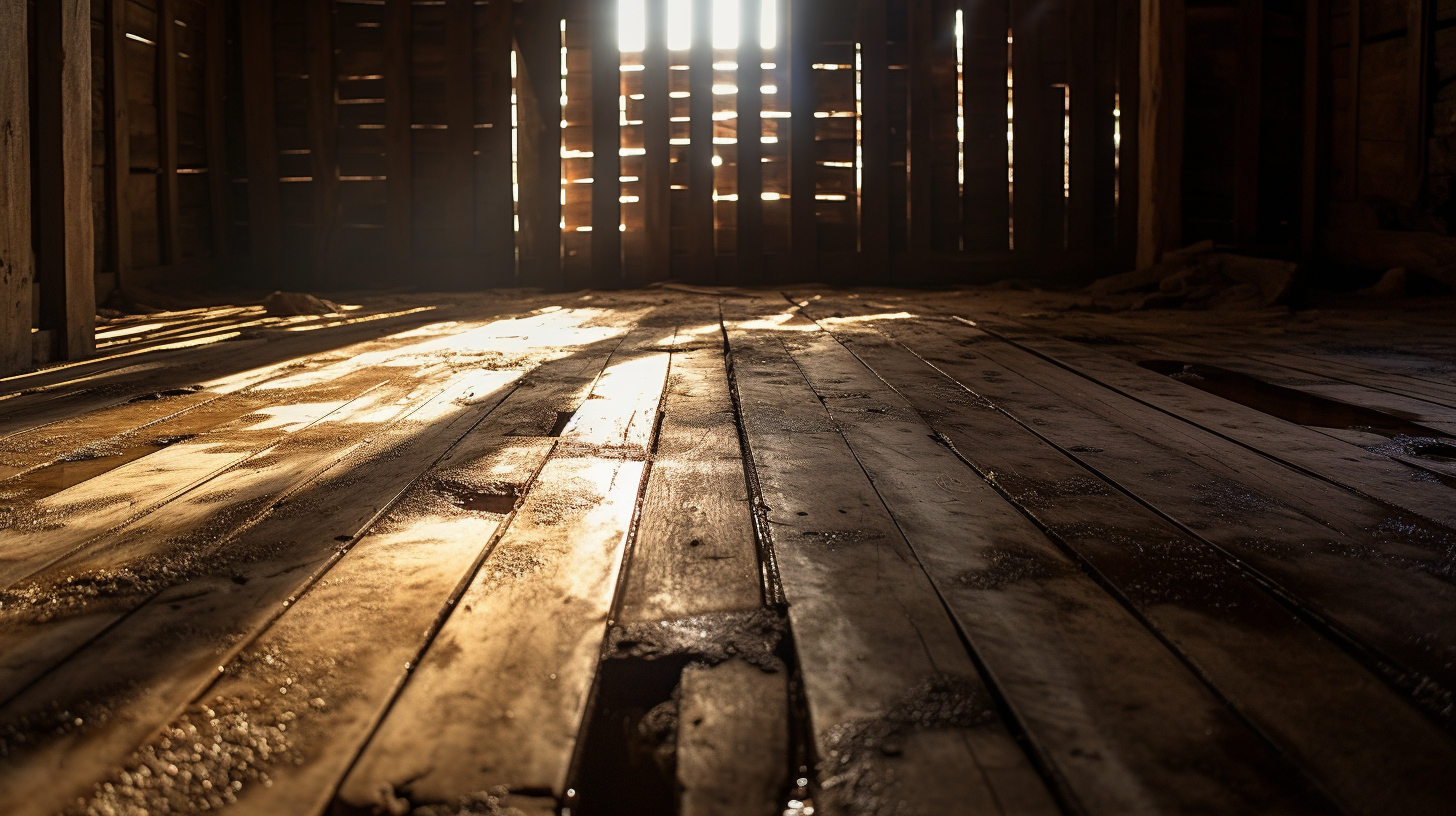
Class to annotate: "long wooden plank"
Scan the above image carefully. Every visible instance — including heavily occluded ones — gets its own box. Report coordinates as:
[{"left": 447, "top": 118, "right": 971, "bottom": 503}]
[
  {"left": 677, "top": 660, "right": 789, "bottom": 816},
  {"left": 858, "top": 0, "right": 889, "bottom": 280},
  {"left": 687, "top": 0, "right": 715, "bottom": 282},
  {"left": 642, "top": 0, "right": 672, "bottom": 285},
  {"left": 204, "top": 0, "right": 229, "bottom": 261},
  {"left": 105, "top": 0, "right": 133, "bottom": 291},
  {"left": 0, "top": 0, "right": 31, "bottom": 376},
  {"left": 591, "top": 0, "right": 623, "bottom": 287},
  {"left": 479, "top": 0, "right": 517, "bottom": 287},
  {"left": 769, "top": 303, "right": 1335, "bottom": 814},
  {"left": 788, "top": 0, "right": 816, "bottom": 273},
  {"left": 0, "top": 372, "right": 524, "bottom": 816},
  {"left": 241, "top": 0, "right": 282, "bottom": 273},
  {"left": 721, "top": 300, "right": 1059, "bottom": 815},
  {"left": 157, "top": 0, "right": 182, "bottom": 266},
  {"left": 737, "top": 0, "right": 765, "bottom": 283},
  {"left": 50, "top": 327, "right": 651, "bottom": 815},
  {"left": 384, "top": 0, "right": 413, "bottom": 272},
  {"left": 33, "top": 0, "right": 96, "bottom": 361},
  {"left": 972, "top": 314, "right": 1456, "bottom": 529},
  {"left": 797, "top": 297, "right": 1456, "bottom": 815},
  {"left": 337, "top": 335, "right": 670, "bottom": 808},
  {"left": 307, "top": 0, "right": 339, "bottom": 284}
]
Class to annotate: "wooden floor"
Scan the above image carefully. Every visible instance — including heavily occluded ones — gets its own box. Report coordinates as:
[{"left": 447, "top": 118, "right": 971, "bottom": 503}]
[{"left": 3, "top": 286, "right": 1456, "bottom": 816}]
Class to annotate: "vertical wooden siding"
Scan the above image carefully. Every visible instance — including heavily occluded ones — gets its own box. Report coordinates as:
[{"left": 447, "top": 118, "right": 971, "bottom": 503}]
[{"left": 234, "top": 0, "right": 1140, "bottom": 289}]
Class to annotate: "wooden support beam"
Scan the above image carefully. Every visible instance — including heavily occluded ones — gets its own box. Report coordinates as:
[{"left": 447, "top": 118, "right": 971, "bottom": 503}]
[
  {"left": 1403, "top": 0, "right": 1430, "bottom": 205},
  {"left": 1302, "top": 0, "right": 1329, "bottom": 258},
  {"left": 688, "top": 0, "right": 715, "bottom": 283},
  {"left": 1233, "top": 0, "right": 1263, "bottom": 245},
  {"left": 241, "top": 1, "right": 282, "bottom": 277},
  {"left": 1067, "top": 0, "right": 1098, "bottom": 253},
  {"left": 907, "top": 0, "right": 933, "bottom": 254},
  {"left": 591, "top": 0, "right": 623, "bottom": 287},
  {"left": 962, "top": 0, "right": 1011, "bottom": 252},
  {"left": 788, "top": 0, "right": 817, "bottom": 275},
  {"left": 1116, "top": 0, "right": 1141, "bottom": 267},
  {"left": 157, "top": 0, "right": 182, "bottom": 266},
  {"left": 385, "top": 0, "right": 413, "bottom": 275},
  {"left": 514, "top": 0, "right": 563, "bottom": 289},
  {"left": 0, "top": 0, "right": 32, "bottom": 375},
  {"left": 857, "top": 0, "right": 889, "bottom": 281},
  {"left": 479, "top": 0, "right": 517, "bottom": 287},
  {"left": 1010, "top": 0, "right": 1055, "bottom": 252},
  {"left": 104, "top": 0, "right": 132, "bottom": 291},
  {"left": 642, "top": 0, "right": 671, "bottom": 285},
  {"left": 446, "top": 0, "right": 478, "bottom": 281},
  {"left": 33, "top": 0, "right": 96, "bottom": 361},
  {"left": 1135, "top": 0, "right": 1184, "bottom": 269},
  {"left": 204, "top": 0, "right": 229, "bottom": 263},
  {"left": 308, "top": 0, "right": 339, "bottom": 285},
  {"left": 737, "top": 0, "right": 764, "bottom": 283}
]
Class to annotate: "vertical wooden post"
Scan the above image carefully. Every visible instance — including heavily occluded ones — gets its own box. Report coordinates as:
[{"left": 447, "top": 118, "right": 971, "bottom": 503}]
[
  {"left": 385, "top": 0, "right": 413, "bottom": 275},
  {"left": 0, "top": 0, "right": 33, "bottom": 374},
  {"left": 642, "top": 0, "right": 671, "bottom": 284},
  {"left": 446, "top": 0, "right": 477, "bottom": 282},
  {"left": 1136, "top": 0, "right": 1183, "bottom": 269},
  {"left": 309, "top": 0, "right": 339, "bottom": 284},
  {"left": 688, "top": 0, "right": 715, "bottom": 282},
  {"left": 591, "top": 0, "right": 622, "bottom": 286},
  {"left": 157, "top": 0, "right": 183, "bottom": 266},
  {"left": 105, "top": 0, "right": 132, "bottom": 290},
  {"left": 1302, "top": 0, "right": 1328, "bottom": 257},
  {"left": 205, "top": 0, "right": 230, "bottom": 263},
  {"left": 789, "top": 0, "right": 817, "bottom": 275},
  {"left": 737, "top": 0, "right": 764, "bottom": 282},
  {"left": 858, "top": 0, "right": 889, "bottom": 281},
  {"left": 907, "top": 0, "right": 933, "bottom": 255},
  {"left": 962, "top": 0, "right": 1011, "bottom": 251},
  {"left": 479, "top": 0, "right": 517, "bottom": 286},
  {"left": 242, "top": 0, "right": 282, "bottom": 277},
  {"left": 514, "top": 0, "right": 563, "bottom": 289},
  {"left": 1232, "top": 0, "right": 1262, "bottom": 245},
  {"left": 34, "top": 0, "right": 96, "bottom": 361},
  {"left": 1011, "top": 0, "right": 1053, "bottom": 252},
  {"left": 1067, "top": 0, "right": 1098, "bottom": 252},
  {"left": 1403, "top": 0, "right": 1429, "bottom": 205},
  {"left": 1116, "top": 0, "right": 1141, "bottom": 267}
]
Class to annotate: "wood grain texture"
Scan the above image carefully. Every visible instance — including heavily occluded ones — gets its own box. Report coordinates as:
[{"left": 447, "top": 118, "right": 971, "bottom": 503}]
[
  {"left": 1136, "top": 0, "right": 1184, "bottom": 268},
  {"left": 33, "top": 0, "right": 96, "bottom": 361},
  {"left": 677, "top": 661, "right": 788, "bottom": 816},
  {"left": 0, "top": 0, "right": 31, "bottom": 376}
]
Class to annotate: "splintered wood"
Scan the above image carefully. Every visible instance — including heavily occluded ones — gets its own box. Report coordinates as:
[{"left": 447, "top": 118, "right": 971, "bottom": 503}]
[{"left": 1, "top": 289, "right": 1455, "bottom": 816}]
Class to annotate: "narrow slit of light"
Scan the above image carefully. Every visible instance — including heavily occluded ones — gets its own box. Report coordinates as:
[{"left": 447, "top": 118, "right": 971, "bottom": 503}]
[
  {"left": 623, "top": 0, "right": 778, "bottom": 51},
  {"left": 1007, "top": 29, "right": 1014, "bottom": 250},
  {"left": 512, "top": 49, "right": 521, "bottom": 244},
  {"left": 855, "top": 42, "right": 864, "bottom": 239},
  {"left": 1113, "top": 92, "right": 1121, "bottom": 205},
  {"left": 1062, "top": 85, "right": 1070, "bottom": 200}
]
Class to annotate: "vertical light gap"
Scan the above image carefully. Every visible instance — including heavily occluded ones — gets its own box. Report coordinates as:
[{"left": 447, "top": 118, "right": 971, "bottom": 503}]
[
  {"left": 1006, "top": 28, "right": 1014, "bottom": 249},
  {"left": 955, "top": 8, "right": 965, "bottom": 250},
  {"left": 668, "top": 0, "right": 691, "bottom": 50},
  {"left": 1062, "top": 85, "right": 1070, "bottom": 200},
  {"left": 620, "top": 0, "right": 647, "bottom": 52},
  {"left": 855, "top": 41, "right": 864, "bottom": 248},
  {"left": 512, "top": 49, "right": 520, "bottom": 241},
  {"left": 560, "top": 19, "right": 568, "bottom": 230},
  {"left": 1113, "top": 91, "right": 1121, "bottom": 205}
]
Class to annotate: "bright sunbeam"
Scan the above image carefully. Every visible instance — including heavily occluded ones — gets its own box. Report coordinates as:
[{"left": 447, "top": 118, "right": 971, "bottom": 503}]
[{"left": 624, "top": 0, "right": 776, "bottom": 51}]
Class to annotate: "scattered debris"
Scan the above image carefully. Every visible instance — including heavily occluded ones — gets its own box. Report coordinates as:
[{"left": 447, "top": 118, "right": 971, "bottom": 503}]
[
  {"left": 1088, "top": 240, "right": 1300, "bottom": 310},
  {"left": 263, "top": 291, "right": 343, "bottom": 317},
  {"left": 605, "top": 609, "right": 786, "bottom": 671}
]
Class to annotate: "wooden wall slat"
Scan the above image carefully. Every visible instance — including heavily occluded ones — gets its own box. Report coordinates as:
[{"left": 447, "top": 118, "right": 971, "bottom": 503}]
[
  {"left": 908, "top": 0, "right": 934, "bottom": 253},
  {"left": 1233, "top": 0, "right": 1263, "bottom": 244},
  {"left": 1136, "top": 0, "right": 1183, "bottom": 268},
  {"left": 385, "top": 0, "right": 413, "bottom": 273},
  {"left": 737, "top": 0, "right": 764, "bottom": 282},
  {"left": 104, "top": 0, "right": 132, "bottom": 288},
  {"left": 307, "top": 0, "right": 338, "bottom": 283},
  {"left": 687, "top": 0, "right": 714, "bottom": 282},
  {"left": 242, "top": 0, "right": 281, "bottom": 273},
  {"left": 858, "top": 0, "right": 890, "bottom": 280},
  {"left": 34, "top": 0, "right": 96, "bottom": 361},
  {"left": 514, "top": 0, "right": 563, "bottom": 289},
  {"left": 962, "top": 0, "right": 1011, "bottom": 251},
  {"left": 478, "top": 0, "right": 516, "bottom": 286},
  {"left": 789, "top": 0, "right": 817, "bottom": 275},
  {"left": 1067, "top": 0, "right": 1097, "bottom": 252},
  {"left": 642, "top": 0, "right": 671, "bottom": 285},
  {"left": 590, "top": 0, "right": 621, "bottom": 286},
  {"left": 446, "top": 0, "right": 477, "bottom": 281},
  {"left": 0, "top": 0, "right": 32, "bottom": 374},
  {"left": 1010, "top": 0, "right": 1053, "bottom": 251},
  {"left": 1116, "top": 0, "right": 1140, "bottom": 267},
  {"left": 205, "top": 0, "right": 229, "bottom": 262},
  {"left": 1302, "top": 0, "right": 1329, "bottom": 258},
  {"left": 157, "top": 0, "right": 182, "bottom": 265}
]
